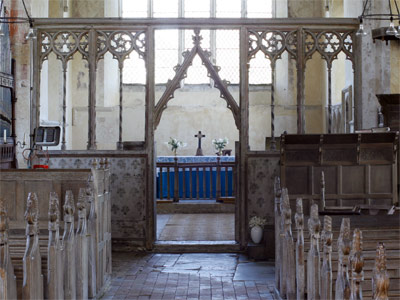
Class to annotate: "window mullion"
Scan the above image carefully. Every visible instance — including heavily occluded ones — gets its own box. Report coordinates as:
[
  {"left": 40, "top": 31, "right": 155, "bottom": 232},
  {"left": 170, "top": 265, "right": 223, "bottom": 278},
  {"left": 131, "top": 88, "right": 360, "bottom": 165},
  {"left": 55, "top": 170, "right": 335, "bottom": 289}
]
[
  {"left": 241, "top": 0, "right": 247, "bottom": 18},
  {"left": 148, "top": 0, "right": 153, "bottom": 17}
]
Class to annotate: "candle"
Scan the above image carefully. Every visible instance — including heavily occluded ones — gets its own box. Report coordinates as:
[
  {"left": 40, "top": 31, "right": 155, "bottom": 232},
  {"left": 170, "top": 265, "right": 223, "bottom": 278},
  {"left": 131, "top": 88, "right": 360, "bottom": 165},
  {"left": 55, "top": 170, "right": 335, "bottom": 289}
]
[
  {"left": 23, "top": 133, "right": 26, "bottom": 144},
  {"left": 3, "top": 129, "right": 6, "bottom": 143}
]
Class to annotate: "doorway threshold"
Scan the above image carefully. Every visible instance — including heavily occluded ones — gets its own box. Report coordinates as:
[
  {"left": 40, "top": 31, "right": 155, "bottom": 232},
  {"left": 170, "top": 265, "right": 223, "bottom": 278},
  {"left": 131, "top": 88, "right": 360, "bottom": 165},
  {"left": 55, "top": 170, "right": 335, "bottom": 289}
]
[{"left": 153, "top": 240, "right": 241, "bottom": 253}]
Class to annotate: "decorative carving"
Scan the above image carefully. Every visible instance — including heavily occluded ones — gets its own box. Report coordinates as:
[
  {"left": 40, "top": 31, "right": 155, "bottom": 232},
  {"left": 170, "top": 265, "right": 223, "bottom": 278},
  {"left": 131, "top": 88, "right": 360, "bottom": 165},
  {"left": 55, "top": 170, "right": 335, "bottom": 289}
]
[
  {"left": 295, "top": 198, "right": 305, "bottom": 300},
  {"left": 350, "top": 228, "right": 364, "bottom": 300},
  {"left": 281, "top": 188, "right": 296, "bottom": 299},
  {"left": 0, "top": 197, "right": 17, "bottom": 300},
  {"left": 307, "top": 203, "right": 321, "bottom": 300},
  {"left": 274, "top": 177, "right": 282, "bottom": 290},
  {"left": 372, "top": 243, "right": 389, "bottom": 300},
  {"left": 335, "top": 218, "right": 351, "bottom": 300},
  {"left": 23, "top": 192, "right": 44, "bottom": 299},
  {"left": 47, "top": 192, "right": 64, "bottom": 299},
  {"left": 321, "top": 215, "right": 333, "bottom": 300},
  {"left": 63, "top": 190, "right": 76, "bottom": 299},
  {"left": 154, "top": 30, "right": 240, "bottom": 130}
]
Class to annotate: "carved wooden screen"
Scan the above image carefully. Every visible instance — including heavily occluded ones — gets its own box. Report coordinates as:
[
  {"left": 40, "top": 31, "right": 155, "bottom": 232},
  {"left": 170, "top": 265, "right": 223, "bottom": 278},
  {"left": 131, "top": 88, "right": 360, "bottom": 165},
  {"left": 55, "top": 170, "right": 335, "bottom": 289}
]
[{"left": 31, "top": 19, "right": 359, "bottom": 151}]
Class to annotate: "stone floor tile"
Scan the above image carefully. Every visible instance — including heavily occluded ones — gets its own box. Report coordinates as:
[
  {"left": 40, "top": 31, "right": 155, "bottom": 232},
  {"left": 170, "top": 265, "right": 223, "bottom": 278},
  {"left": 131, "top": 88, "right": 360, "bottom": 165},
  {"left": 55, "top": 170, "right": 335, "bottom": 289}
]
[{"left": 106, "top": 252, "right": 276, "bottom": 300}]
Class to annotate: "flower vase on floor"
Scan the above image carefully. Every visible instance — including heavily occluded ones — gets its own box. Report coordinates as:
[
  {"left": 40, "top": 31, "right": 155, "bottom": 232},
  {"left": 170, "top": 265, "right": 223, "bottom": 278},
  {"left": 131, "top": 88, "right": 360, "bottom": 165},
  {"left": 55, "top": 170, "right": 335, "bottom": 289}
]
[{"left": 251, "top": 225, "right": 263, "bottom": 244}]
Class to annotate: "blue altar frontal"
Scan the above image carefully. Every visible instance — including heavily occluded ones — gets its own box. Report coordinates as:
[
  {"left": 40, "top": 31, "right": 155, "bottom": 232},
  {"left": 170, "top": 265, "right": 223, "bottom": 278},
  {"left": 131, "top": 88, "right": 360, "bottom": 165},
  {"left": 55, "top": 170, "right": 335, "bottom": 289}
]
[{"left": 156, "top": 156, "right": 235, "bottom": 199}]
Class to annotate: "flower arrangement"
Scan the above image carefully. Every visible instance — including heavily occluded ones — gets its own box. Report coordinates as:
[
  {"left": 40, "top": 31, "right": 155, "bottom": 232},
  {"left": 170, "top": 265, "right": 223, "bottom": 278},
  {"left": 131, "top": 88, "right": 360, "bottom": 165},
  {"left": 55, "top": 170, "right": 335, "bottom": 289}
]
[
  {"left": 212, "top": 137, "right": 229, "bottom": 155},
  {"left": 166, "top": 137, "right": 186, "bottom": 156},
  {"left": 249, "top": 216, "right": 267, "bottom": 228}
]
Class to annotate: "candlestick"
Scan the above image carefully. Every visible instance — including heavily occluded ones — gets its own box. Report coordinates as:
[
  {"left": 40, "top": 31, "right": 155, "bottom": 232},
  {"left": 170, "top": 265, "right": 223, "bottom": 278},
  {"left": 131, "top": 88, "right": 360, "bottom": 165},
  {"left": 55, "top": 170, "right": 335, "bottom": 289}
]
[
  {"left": 3, "top": 129, "right": 6, "bottom": 143},
  {"left": 23, "top": 133, "right": 26, "bottom": 145}
]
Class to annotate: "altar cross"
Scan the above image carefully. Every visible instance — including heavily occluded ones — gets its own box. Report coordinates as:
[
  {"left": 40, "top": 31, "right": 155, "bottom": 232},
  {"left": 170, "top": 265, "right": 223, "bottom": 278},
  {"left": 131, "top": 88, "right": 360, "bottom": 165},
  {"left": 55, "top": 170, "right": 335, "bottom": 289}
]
[{"left": 195, "top": 131, "right": 205, "bottom": 156}]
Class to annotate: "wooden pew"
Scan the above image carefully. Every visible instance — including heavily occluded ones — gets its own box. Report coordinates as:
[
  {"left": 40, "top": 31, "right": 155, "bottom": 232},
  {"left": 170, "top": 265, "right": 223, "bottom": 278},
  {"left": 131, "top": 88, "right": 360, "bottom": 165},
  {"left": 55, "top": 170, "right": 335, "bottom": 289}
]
[
  {"left": 0, "top": 159, "right": 112, "bottom": 299},
  {"left": 274, "top": 189, "right": 399, "bottom": 300}
]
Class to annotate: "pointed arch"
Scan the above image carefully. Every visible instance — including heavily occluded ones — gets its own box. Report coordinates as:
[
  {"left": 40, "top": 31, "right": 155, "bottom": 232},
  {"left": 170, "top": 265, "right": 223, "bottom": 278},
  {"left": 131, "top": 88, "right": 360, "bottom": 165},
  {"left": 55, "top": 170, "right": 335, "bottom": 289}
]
[{"left": 154, "top": 30, "right": 240, "bottom": 130}]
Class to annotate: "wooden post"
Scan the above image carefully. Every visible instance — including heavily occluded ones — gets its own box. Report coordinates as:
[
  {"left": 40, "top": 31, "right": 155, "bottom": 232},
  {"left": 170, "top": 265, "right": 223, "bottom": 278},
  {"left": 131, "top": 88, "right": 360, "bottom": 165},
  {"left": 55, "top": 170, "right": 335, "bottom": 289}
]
[
  {"left": 76, "top": 188, "right": 89, "bottom": 300},
  {"left": 281, "top": 188, "right": 296, "bottom": 299},
  {"left": 174, "top": 156, "right": 179, "bottom": 202},
  {"left": 86, "top": 185, "right": 97, "bottom": 298},
  {"left": 372, "top": 243, "right": 389, "bottom": 300},
  {"left": 22, "top": 192, "right": 44, "bottom": 300},
  {"left": 0, "top": 197, "right": 17, "bottom": 300},
  {"left": 307, "top": 203, "right": 321, "bottom": 300},
  {"left": 47, "top": 192, "right": 64, "bottom": 300},
  {"left": 335, "top": 218, "right": 351, "bottom": 300},
  {"left": 63, "top": 190, "right": 76, "bottom": 299},
  {"left": 321, "top": 215, "right": 333, "bottom": 300},
  {"left": 274, "top": 177, "right": 282, "bottom": 290},
  {"left": 320, "top": 171, "right": 326, "bottom": 211},
  {"left": 350, "top": 228, "right": 364, "bottom": 300},
  {"left": 216, "top": 156, "right": 221, "bottom": 201},
  {"left": 295, "top": 198, "right": 305, "bottom": 300}
]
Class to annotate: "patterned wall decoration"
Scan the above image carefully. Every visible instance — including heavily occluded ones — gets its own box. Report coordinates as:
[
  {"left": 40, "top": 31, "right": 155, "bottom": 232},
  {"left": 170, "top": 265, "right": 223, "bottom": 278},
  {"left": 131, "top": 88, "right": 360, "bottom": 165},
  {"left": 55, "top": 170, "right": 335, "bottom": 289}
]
[
  {"left": 247, "top": 155, "right": 280, "bottom": 226},
  {"left": 46, "top": 155, "right": 147, "bottom": 246}
]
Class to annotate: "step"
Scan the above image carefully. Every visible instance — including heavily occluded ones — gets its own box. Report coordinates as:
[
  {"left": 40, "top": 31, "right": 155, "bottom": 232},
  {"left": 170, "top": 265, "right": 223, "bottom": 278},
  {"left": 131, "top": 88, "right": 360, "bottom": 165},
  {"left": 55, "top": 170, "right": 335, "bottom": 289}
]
[{"left": 153, "top": 240, "right": 242, "bottom": 253}]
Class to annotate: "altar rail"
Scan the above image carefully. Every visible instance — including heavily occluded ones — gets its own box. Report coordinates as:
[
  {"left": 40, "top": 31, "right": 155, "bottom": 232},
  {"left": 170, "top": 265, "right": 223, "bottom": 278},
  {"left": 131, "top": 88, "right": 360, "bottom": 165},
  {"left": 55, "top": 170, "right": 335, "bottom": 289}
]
[{"left": 157, "top": 157, "right": 236, "bottom": 201}]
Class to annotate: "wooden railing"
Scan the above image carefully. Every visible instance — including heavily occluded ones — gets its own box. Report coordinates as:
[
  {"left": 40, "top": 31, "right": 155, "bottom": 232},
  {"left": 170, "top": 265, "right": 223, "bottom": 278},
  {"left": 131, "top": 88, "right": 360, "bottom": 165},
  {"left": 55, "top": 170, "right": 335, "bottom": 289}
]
[
  {"left": 0, "top": 142, "right": 15, "bottom": 168},
  {"left": 157, "top": 157, "right": 236, "bottom": 201}
]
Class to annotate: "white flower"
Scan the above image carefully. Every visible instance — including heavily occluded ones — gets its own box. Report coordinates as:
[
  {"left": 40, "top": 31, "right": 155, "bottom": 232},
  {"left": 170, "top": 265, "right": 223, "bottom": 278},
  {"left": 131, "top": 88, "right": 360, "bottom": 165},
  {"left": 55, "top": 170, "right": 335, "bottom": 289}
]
[
  {"left": 249, "top": 216, "right": 267, "bottom": 228},
  {"left": 212, "top": 137, "right": 229, "bottom": 151},
  {"left": 166, "top": 137, "right": 186, "bottom": 152}
]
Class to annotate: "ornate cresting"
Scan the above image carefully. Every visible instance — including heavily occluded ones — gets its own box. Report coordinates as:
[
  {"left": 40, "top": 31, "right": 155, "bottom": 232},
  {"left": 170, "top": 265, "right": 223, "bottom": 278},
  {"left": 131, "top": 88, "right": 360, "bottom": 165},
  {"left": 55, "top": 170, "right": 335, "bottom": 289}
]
[
  {"left": 154, "top": 29, "right": 240, "bottom": 130},
  {"left": 0, "top": 197, "right": 17, "bottom": 300},
  {"left": 247, "top": 27, "right": 355, "bottom": 135}
]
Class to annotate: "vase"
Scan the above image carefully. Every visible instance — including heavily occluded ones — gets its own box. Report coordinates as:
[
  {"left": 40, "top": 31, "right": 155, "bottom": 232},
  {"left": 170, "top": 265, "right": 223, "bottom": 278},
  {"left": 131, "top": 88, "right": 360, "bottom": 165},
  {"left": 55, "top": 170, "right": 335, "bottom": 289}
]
[{"left": 250, "top": 225, "right": 263, "bottom": 244}]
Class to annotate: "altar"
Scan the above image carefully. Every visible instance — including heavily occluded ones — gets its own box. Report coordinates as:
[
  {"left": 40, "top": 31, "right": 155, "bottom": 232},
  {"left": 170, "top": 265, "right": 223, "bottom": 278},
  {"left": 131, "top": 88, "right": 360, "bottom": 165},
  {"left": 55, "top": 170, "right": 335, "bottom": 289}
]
[{"left": 156, "top": 156, "right": 235, "bottom": 200}]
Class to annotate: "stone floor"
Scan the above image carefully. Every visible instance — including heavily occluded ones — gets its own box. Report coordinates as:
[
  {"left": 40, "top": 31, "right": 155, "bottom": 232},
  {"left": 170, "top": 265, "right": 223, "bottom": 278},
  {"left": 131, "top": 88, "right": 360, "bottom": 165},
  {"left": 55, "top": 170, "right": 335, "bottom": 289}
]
[
  {"left": 101, "top": 252, "right": 276, "bottom": 300},
  {"left": 157, "top": 214, "right": 235, "bottom": 241}
]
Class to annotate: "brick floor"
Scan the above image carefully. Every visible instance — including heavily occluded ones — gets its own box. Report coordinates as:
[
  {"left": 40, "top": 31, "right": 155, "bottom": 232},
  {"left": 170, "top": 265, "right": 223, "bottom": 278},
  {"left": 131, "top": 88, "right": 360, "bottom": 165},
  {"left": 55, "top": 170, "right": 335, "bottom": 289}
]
[{"left": 101, "top": 253, "right": 276, "bottom": 300}]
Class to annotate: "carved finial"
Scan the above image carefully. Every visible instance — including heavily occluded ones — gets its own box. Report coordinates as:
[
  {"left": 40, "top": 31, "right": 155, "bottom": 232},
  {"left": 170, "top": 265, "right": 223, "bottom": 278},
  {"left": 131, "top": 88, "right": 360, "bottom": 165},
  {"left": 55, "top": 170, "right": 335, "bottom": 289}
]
[
  {"left": 350, "top": 228, "right": 364, "bottom": 296},
  {"left": 322, "top": 215, "right": 332, "bottom": 247},
  {"left": 25, "top": 192, "right": 39, "bottom": 225},
  {"left": 295, "top": 198, "right": 303, "bottom": 229},
  {"left": 192, "top": 29, "right": 202, "bottom": 46},
  {"left": 373, "top": 243, "right": 389, "bottom": 300},
  {"left": 77, "top": 188, "right": 87, "bottom": 213},
  {"left": 64, "top": 190, "right": 75, "bottom": 223},
  {"left": 91, "top": 159, "right": 98, "bottom": 169},
  {"left": 48, "top": 192, "right": 60, "bottom": 230},
  {"left": 281, "top": 188, "right": 292, "bottom": 225},
  {"left": 308, "top": 204, "right": 320, "bottom": 239},
  {"left": 0, "top": 197, "right": 8, "bottom": 244},
  {"left": 99, "top": 158, "right": 105, "bottom": 169},
  {"left": 274, "top": 177, "right": 282, "bottom": 198},
  {"left": 339, "top": 218, "right": 351, "bottom": 257}
]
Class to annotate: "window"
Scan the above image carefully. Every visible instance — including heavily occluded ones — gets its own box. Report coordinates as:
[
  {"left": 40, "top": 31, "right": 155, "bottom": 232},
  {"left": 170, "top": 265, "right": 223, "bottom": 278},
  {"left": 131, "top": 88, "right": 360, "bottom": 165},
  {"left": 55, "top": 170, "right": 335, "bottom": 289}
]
[{"left": 121, "top": 0, "right": 273, "bottom": 85}]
